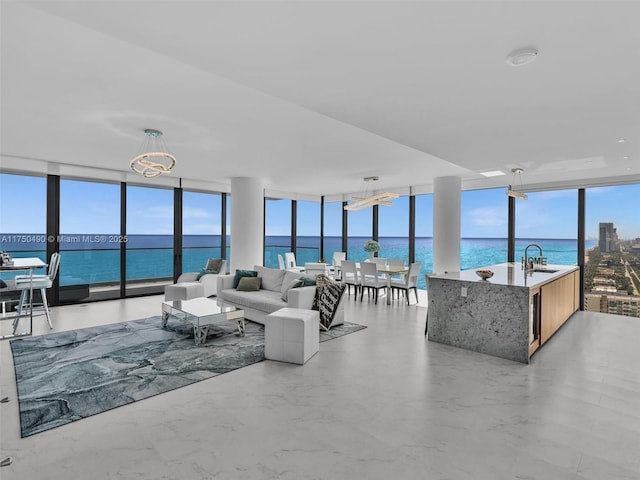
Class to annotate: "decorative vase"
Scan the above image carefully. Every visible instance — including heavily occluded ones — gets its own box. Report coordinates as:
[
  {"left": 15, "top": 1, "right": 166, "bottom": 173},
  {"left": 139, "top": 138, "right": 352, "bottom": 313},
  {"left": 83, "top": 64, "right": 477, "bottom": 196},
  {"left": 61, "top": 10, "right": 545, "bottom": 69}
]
[{"left": 368, "top": 252, "right": 374, "bottom": 261}]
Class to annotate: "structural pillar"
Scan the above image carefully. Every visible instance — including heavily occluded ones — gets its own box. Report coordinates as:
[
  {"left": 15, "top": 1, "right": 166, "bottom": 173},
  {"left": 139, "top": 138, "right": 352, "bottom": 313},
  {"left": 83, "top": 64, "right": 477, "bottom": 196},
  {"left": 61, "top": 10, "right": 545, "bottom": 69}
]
[
  {"left": 230, "top": 177, "right": 264, "bottom": 272},
  {"left": 433, "top": 176, "right": 461, "bottom": 274}
]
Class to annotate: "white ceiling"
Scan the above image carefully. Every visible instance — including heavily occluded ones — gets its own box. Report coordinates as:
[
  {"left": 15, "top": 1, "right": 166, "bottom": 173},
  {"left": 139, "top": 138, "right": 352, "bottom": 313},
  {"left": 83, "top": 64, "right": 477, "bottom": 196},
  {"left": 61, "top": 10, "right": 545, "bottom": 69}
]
[{"left": 2, "top": 0, "right": 639, "bottom": 197}]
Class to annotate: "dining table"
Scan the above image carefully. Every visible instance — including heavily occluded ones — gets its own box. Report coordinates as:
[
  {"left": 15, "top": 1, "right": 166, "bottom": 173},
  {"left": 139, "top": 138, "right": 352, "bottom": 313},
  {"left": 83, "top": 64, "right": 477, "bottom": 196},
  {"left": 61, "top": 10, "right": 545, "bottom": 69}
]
[{"left": 0, "top": 257, "right": 47, "bottom": 340}]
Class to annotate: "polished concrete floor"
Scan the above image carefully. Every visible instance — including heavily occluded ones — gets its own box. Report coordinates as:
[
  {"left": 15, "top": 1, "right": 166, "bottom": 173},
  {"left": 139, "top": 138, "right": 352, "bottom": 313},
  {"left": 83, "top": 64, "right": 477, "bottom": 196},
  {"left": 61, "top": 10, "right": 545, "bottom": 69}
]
[{"left": 1, "top": 290, "right": 639, "bottom": 479}]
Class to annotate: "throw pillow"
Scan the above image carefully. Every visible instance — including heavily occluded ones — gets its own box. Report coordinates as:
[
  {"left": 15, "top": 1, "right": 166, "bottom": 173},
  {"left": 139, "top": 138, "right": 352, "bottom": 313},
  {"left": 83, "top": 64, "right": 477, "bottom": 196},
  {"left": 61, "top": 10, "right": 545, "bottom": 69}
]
[
  {"left": 233, "top": 269, "right": 258, "bottom": 288},
  {"left": 205, "top": 258, "right": 223, "bottom": 273},
  {"left": 313, "top": 274, "right": 346, "bottom": 329},
  {"left": 280, "top": 270, "right": 303, "bottom": 294},
  {"left": 197, "top": 268, "right": 219, "bottom": 280},
  {"left": 300, "top": 276, "right": 316, "bottom": 287},
  {"left": 236, "top": 276, "right": 262, "bottom": 291},
  {"left": 254, "top": 265, "right": 286, "bottom": 292},
  {"left": 281, "top": 278, "right": 304, "bottom": 302}
]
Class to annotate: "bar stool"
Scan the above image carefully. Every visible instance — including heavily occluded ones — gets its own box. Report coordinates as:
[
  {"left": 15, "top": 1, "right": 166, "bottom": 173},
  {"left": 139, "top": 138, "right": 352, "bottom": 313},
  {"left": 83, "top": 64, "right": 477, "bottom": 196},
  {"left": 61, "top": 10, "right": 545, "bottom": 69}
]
[{"left": 14, "top": 252, "right": 60, "bottom": 332}]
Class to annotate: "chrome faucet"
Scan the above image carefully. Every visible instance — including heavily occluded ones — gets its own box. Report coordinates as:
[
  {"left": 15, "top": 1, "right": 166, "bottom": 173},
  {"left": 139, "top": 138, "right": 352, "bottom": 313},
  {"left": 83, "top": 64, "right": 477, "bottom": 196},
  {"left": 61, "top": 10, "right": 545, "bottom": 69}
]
[{"left": 523, "top": 243, "right": 544, "bottom": 270}]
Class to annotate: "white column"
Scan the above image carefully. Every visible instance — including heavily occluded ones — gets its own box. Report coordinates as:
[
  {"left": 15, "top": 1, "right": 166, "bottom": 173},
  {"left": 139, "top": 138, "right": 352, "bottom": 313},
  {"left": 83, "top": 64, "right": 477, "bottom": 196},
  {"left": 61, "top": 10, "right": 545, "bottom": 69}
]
[
  {"left": 230, "top": 177, "right": 264, "bottom": 272},
  {"left": 433, "top": 176, "right": 461, "bottom": 274}
]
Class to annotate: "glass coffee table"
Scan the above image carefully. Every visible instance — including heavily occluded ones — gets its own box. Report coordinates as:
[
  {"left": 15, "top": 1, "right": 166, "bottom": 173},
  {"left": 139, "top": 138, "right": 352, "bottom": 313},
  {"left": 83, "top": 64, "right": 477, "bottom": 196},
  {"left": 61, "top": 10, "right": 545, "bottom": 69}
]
[{"left": 161, "top": 297, "right": 245, "bottom": 345}]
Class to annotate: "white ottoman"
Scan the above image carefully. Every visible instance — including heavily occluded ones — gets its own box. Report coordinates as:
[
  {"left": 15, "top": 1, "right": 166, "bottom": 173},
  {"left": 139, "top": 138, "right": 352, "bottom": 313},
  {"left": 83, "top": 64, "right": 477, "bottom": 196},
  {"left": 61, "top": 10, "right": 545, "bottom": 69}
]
[
  {"left": 265, "top": 308, "right": 320, "bottom": 365},
  {"left": 164, "top": 282, "right": 205, "bottom": 301}
]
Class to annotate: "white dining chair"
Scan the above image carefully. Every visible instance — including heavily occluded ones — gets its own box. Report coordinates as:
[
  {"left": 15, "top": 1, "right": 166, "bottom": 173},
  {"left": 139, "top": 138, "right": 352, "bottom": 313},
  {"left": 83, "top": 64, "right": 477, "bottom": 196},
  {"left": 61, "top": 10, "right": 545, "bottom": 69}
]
[
  {"left": 340, "top": 260, "right": 361, "bottom": 297},
  {"left": 14, "top": 252, "right": 60, "bottom": 331},
  {"left": 332, "top": 251, "right": 346, "bottom": 279},
  {"left": 277, "top": 254, "right": 285, "bottom": 270},
  {"left": 390, "top": 262, "right": 421, "bottom": 305},
  {"left": 360, "top": 261, "right": 386, "bottom": 304},
  {"left": 284, "top": 252, "right": 297, "bottom": 268}
]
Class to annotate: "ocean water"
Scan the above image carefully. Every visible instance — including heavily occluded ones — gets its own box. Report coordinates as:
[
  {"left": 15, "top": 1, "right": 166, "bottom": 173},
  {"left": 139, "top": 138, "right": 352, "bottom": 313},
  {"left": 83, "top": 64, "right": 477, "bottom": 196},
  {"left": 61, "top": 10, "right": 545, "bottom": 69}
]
[{"left": 1, "top": 234, "right": 594, "bottom": 290}]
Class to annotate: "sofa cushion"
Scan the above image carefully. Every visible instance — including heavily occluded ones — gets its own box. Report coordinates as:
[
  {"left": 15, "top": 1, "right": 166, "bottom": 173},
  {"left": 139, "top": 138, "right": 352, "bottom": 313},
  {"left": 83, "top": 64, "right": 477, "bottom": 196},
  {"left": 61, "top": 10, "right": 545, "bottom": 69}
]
[
  {"left": 300, "top": 276, "right": 316, "bottom": 287},
  {"left": 254, "top": 265, "right": 286, "bottom": 292},
  {"left": 313, "top": 274, "right": 346, "bottom": 329},
  {"left": 281, "top": 278, "right": 304, "bottom": 302},
  {"left": 233, "top": 269, "right": 258, "bottom": 288},
  {"left": 220, "top": 288, "right": 287, "bottom": 314},
  {"left": 237, "top": 276, "right": 262, "bottom": 291},
  {"left": 280, "top": 270, "right": 304, "bottom": 294},
  {"left": 205, "top": 258, "right": 223, "bottom": 273},
  {"left": 197, "top": 268, "right": 219, "bottom": 280}
]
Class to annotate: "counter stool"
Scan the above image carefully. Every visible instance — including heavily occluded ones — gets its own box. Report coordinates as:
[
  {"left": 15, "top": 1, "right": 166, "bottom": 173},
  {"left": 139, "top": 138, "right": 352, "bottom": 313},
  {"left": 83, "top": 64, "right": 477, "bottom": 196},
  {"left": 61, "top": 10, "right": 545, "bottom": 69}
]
[{"left": 265, "top": 307, "right": 319, "bottom": 365}]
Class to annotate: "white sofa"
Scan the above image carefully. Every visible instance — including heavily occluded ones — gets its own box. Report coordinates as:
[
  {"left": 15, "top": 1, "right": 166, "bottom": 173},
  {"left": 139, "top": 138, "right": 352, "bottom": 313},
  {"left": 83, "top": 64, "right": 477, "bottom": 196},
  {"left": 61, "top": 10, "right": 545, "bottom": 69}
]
[
  {"left": 176, "top": 259, "right": 227, "bottom": 297},
  {"left": 217, "top": 266, "right": 345, "bottom": 327}
]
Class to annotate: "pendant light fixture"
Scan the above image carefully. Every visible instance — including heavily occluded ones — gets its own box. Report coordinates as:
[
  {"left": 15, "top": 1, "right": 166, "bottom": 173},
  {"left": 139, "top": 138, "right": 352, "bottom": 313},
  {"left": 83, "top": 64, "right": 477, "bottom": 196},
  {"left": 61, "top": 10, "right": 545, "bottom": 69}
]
[
  {"left": 130, "top": 129, "right": 176, "bottom": 178},
  {"left": 344, "top": 176, "right": 400, "bottom": 211},
  {"left": 506, "top": 168, "right": 528, "bottom": 200}
]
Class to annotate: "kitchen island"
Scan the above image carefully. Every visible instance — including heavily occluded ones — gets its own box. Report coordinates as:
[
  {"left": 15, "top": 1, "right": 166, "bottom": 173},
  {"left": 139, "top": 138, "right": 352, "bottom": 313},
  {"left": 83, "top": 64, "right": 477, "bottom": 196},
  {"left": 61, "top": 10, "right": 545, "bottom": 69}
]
[{"left": 427, "top": 263, "right": 579, "bottom": 363}]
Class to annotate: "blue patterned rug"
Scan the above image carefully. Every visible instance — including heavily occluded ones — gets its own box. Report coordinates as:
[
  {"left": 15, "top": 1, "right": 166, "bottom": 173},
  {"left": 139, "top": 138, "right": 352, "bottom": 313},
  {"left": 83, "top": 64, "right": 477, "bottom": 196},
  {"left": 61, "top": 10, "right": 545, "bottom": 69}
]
[{"left": 10, "top": 316, "right": 366, "bottom": 437}]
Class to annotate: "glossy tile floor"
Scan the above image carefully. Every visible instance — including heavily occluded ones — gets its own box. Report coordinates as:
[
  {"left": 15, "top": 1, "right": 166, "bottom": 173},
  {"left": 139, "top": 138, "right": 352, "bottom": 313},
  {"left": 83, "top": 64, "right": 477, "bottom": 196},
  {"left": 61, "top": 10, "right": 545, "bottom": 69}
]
[{"left": 1, "top": 291, "right": 639, "bottom": 480}]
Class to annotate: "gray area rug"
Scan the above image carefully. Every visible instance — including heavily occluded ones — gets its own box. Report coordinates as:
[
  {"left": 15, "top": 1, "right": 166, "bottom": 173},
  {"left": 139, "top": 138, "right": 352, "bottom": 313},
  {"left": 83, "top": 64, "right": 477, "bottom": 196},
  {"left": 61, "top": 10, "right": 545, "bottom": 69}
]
[{"left": 10, "top": 316, "right": 366, "bottom": 437}]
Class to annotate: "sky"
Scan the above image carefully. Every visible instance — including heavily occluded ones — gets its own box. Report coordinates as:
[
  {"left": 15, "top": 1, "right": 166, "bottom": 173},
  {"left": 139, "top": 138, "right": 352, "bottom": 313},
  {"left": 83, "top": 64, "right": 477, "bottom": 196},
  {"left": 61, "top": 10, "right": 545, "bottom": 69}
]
[{"left": 1, "top": 173, "right": 639, "bottom": 240}]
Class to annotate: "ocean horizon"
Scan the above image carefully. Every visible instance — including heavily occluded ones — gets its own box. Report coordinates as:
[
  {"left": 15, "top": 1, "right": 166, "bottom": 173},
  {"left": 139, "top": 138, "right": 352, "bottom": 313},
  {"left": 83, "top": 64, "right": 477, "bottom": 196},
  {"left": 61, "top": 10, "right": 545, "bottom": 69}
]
[{"left": 1, "top": 234, "right": 593, "bottom": 290}]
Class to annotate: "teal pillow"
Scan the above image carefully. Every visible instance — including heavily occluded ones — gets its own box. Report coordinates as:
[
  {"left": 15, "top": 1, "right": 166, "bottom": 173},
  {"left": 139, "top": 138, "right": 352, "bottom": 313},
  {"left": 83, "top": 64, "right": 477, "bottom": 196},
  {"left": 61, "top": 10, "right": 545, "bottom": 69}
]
[
  {"left": 197, "top": 268, "right": 219, "bottom": 280},
  {"left": 300, "top": 276, "right": 316, "bottom": 287},
  {"left": 236, "top": 276, "right": 262, "bottom": 291},
  {"left": 233, "top": 269, "right": 258, "bottom": 288}
]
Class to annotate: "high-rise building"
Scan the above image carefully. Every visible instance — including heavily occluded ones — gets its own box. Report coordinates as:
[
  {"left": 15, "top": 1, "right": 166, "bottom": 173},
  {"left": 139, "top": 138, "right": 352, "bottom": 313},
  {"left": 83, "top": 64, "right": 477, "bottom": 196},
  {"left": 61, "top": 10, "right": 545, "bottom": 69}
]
[{"left": 599, "top": 222, "right": 618, "bottom": 253}]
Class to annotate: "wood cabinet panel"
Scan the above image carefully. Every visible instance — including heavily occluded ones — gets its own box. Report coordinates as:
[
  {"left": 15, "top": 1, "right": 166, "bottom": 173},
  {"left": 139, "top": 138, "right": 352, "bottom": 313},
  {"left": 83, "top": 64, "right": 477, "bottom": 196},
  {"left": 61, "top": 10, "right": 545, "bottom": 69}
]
[{"left": 540, "top": 272, "right": 577, "bottom": 345}]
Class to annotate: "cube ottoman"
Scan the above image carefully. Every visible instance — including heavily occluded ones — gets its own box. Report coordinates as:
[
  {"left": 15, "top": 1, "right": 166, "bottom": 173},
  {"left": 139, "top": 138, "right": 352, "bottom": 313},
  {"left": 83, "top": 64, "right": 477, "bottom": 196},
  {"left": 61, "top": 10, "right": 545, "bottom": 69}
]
[{"left": 265, "top": 307, "right": 319, "bottom": 364}]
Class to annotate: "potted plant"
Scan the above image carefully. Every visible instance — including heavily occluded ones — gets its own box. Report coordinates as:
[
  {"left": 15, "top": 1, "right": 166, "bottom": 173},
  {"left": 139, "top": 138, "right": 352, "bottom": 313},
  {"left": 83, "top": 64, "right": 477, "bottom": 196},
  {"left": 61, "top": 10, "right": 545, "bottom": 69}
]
[{"left": 363, "top": 239, "right": 380, "bottom": 261}]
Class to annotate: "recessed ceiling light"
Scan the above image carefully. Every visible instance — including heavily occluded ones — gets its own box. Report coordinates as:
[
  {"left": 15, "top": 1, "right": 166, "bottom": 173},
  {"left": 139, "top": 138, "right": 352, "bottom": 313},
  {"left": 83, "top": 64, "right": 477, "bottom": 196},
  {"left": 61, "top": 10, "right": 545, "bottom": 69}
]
[
  {"left": 480, "top": 170, "right": 506, "bottom": 177},
  {"left": 618, "top": 138, "right": 626, "bottom": 143},
  {"left": 506, "top": 47, "right": 538, "bottom": 67},
  {"left": 623, "top": 156, "right": 630, "bottom": 159}
]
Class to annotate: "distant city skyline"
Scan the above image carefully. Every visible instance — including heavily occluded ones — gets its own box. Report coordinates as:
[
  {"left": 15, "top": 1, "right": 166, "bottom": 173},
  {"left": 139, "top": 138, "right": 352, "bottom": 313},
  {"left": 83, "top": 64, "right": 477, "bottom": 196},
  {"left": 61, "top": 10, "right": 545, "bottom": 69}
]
[{"left": 1, "top": 174, "right": 639, "bottom": 239}]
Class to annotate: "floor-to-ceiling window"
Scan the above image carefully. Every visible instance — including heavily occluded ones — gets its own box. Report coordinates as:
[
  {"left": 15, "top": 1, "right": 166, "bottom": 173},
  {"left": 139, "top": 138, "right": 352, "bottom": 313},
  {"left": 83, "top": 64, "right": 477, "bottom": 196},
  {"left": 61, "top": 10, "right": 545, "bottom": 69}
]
[
  {"left": 584, "top": 184, "right": 640, "bottom": 318},
  {"left": 461, "top": 188, "right": 509, "bottom": 270},
  {"left": 414, "top": 194, "right": 434, "bottom": 288},
  {"left": 378, "top": 196, "right": 409, "bottom": 265},
  {"left": 125, "top": 185, "right": 174, "bottom": 295},
  {"left": 59, "top": 179, "right": 121, "bottom": 302},
  {"left": 182, "top": 191, "right": 222, "bottom": 273},
  {"left": 323, "top": 201, "right": 343, "bottom": 264},
  {"left": 347, "top": 208, "right": 372, "bottom": 263},
  {"left": 225, "top": 194, "right": 231, "bottom": 263},
  {"left": 0, "top": 174, "right": 47, "bottom": 291},
  {"left": 264, "top": 198, "right": 291, "bottom": 268},
  {"left": 515, "top": 189, "right": 578, "bottom": 267},
  {"left": 296, "top": 200, "right": 321, "bottom": 265}
]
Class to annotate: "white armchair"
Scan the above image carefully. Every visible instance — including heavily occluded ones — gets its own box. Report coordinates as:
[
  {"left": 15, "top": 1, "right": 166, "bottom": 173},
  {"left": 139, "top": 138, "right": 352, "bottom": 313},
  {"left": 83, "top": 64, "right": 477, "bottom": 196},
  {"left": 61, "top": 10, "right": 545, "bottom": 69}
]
[{"left": 177, "top": 259, "right": 227, "bottom": 297}]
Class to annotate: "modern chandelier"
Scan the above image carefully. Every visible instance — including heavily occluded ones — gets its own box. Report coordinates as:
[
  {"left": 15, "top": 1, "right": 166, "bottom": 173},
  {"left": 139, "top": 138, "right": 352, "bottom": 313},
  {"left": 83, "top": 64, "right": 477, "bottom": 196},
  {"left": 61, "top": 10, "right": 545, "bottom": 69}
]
[
  {"left": 344, "top": 176, "right": 400, "bottom": 211},
  {"left": 130, "top": 129, "right": 176, "bottom": 178},
  {"left": 506, "top": 168, "right": 528, "bottom": 200}
]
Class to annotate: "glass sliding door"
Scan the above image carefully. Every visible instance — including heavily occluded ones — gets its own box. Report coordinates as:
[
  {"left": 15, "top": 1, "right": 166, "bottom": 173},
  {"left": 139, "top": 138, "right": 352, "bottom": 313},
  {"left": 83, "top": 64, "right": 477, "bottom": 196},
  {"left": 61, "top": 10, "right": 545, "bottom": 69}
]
[
  {"left": 126, "top": 185, "right": 174, "bottom": 295},
  {"left": 584, "top": 184, "right": 640, "bottom": 318},
  {"left": 414, "top": 194, "right": 434, "bottom": 289},
  {"left": 59, "top": 179, "right": 121, "bottom": 302},
  {"left": 182, "top": 191, "right": 222, "bottom": 273},
  {"left": 461, "top": 188, "right": 509, "bottom": 270},
  {"left": 264, "top": 198, "right": 291, "bottom": 268}
]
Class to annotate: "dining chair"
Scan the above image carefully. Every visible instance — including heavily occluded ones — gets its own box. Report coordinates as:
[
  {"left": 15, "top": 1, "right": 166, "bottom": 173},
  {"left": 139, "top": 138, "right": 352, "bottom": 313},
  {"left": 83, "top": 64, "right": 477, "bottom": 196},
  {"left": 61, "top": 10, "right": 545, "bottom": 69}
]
[
  {"left": 277, "top": 254, "right": 285, "bottom": 270},
  {"left": 360, "top": 261, "right": 386, "bottom": 304},
  {"left": 340, "top": 260, "right": 361, "bottom": 297},
  {"left": 304, "top": 262, "right": 328, "bottom": 277},
  {"left": 332, "top": 251, "right": 346, "bottom": 279},
  {"left": 390, "top": 262, "right": 421, "bottom": 305},
  {"left": 371, "top": 257, "right": 387, "bottom": 267},
  {"left": 284, "top": 252, "right": 297, "bottom": 268},
  {"left": 14, "top": 252, "right": 60, "bottom": 331}
]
